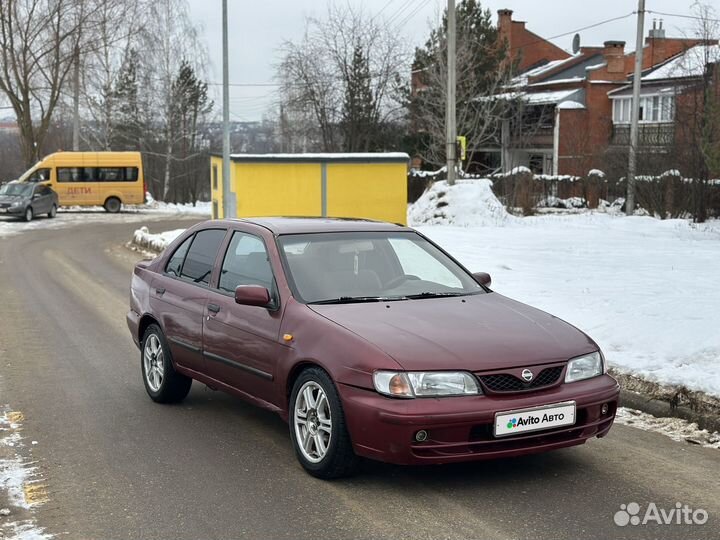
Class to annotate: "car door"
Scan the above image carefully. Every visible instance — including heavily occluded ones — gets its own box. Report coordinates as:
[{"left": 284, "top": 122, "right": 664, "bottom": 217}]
[
  {"left": 202, "top": 230, "right": 284, "bottom": 405},
  {"left": 32, "top": 185, "right": 52, "bottom": 214},
  {"left": 151, "top": 228, "right": 227, "bottom": 375}
]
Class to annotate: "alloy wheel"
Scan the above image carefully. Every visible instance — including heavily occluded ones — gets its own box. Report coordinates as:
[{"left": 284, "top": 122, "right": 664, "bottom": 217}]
[
  {"left": 294, "top": 381, "right": 332, "bottom": 463},
  {"left": 143, "top": 334, "right": 165, "bottom": 392}
]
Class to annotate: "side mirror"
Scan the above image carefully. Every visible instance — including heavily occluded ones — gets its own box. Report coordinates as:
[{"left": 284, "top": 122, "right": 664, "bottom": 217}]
[
  {"left": 473, "top": 272, "right": 492, "bottom": 287},
  {"left": 235, "top": 285, "right": 271, "bottom": 307}
]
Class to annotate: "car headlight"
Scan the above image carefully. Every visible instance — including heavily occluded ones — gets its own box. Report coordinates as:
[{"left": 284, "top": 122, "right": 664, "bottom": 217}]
[
  {"left": 11, "top": 201, "right": 21, "bottom": 207},
  {"left": 565, "top": 351, "right": 604, "bottom": 383},
  {"left": 373, "top": 371, "right": 481, "bottom": 398}
]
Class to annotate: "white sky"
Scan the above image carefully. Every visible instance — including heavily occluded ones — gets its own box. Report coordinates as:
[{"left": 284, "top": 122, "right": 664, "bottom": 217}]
[{"left": 186, "top": 0, "right": 702, "bottom": 121}]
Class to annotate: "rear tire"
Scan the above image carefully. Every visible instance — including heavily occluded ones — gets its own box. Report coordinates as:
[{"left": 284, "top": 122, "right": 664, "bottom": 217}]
[
  {"left": 48, "top": 204, "right": 57, "bottom": 218},
  {"left": 103, "top": 197, "right": 121, "bottom": 213},
  {"left": 24, "top": 207, "right": 33, "bottom": 222},
  {"left": 141, "top": 324, "right": 192, "bottom": 403},
  {"left": 289, "top": 367, "right": 359, "bottom": 479}
]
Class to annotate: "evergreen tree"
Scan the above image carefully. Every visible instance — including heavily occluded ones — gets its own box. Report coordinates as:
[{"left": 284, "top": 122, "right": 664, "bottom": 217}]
[
  {"left": 341, "top": 44, "right": 377, "bottom": 152},
  {"left": 113, "top": 48, "right": 144, "bottom": 150},
  {"left": 169, "top": 60, "right": 212, "bottom": 202}
]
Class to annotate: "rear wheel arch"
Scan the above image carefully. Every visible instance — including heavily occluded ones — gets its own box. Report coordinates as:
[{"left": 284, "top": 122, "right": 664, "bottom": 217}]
[{"left": 138, "top": 314, "right": 161, "bottom": 346}]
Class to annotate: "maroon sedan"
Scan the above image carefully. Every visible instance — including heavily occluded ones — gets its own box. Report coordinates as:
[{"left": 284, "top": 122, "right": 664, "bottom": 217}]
[{"left": 127, "top": 217, "right": 619, "bottom": 478}]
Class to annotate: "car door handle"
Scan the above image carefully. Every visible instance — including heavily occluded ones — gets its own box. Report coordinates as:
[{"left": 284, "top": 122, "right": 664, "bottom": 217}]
[
  {"left": 155, "top": 287, "right": 166, "bottom": 296},
  {"left": 207, "top": 303, "right": 221, "bottom": 314}
]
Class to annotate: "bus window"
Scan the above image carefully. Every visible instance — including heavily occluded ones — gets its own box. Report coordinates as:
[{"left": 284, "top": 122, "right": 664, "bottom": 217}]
[
  {"left": 27, "top": 168, "right": 51, "bottom": 183},
  {"left": 125, "top": 167, "right": 139, "bottom": 181},
  {"left": 58, "top": 167, "right": 80, "bottom": 182}
]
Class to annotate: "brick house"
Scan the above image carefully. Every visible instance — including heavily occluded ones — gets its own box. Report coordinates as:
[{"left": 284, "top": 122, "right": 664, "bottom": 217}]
[{"left": 492, "top": 11, "right": 716, "bottom": 176}]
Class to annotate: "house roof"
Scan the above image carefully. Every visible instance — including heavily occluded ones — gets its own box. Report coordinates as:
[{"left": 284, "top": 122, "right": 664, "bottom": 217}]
[
  {"left": 643, "top": 44, "right": 720, "bottom": 81},
  {"left": 486, "top": 88, "right": 584, "bottom": 106},
  {"left": 213, "top": 152, "right": 410, "bottom": 163},
  {"left": 509, "top": 57, "right": 576, "bottom": 87}
]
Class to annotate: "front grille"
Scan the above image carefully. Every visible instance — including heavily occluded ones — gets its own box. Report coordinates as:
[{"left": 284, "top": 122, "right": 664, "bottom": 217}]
[
  {"left": 0, "top": 203, "right": 9, "bottom": 209},
  {"left": 479, "top": 366, "right": 564, "bottom": 393}
]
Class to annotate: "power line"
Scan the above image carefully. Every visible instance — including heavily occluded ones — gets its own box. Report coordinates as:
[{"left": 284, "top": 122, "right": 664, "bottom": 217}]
[
  {"left": 646, "top": 10, "right": 720, "bottom": 24},
  {"left": 394, "top": 0, "right": 433, "bottom": 29},
  {"left": 511, "top": 12, "right": 637, "bottom": 52},
  {"left": 385, "top": 0, "right": 418, "bottom": 27},
  {"left": 370, "top": 0, "right": 402, "bottom": 23}
]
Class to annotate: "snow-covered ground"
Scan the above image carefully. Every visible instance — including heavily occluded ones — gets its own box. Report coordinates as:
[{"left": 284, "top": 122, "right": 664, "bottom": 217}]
[
  {"left": 132, "top": 226, "right": 185, "bottom": 252},
  {"left": 411, "top": 180, "right": 720, "bottom": 397},
  {"left": 0, "top": 409, "right": 51, "bottom": 540},
  {"left": 0, "top": 202, "right": 210, "bottom": 240},
  {"left": 615, "top": 408, "right": 720, "bottom": 449}
]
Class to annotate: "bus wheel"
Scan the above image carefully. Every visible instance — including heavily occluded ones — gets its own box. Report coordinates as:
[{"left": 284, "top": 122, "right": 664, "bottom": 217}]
[{"left": 104, "top": 197, "right": 121, "bottom": 213}]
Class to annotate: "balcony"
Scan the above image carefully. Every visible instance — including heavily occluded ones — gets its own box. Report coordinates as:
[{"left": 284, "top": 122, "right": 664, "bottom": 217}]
[{"left": 611, "top": 123, "right": 674, "bottom": 148}]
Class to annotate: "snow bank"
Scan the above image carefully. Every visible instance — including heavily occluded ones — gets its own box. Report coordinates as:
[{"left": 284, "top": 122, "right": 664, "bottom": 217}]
[
  {"left": 616, "top": 408, "right": 720, "bottom": 449},
  {"left": 132, "top": 227, "right": 185, "bottom": 252},
  {"left": 408, "top": 179, "right": 513, "bottom": 227}
]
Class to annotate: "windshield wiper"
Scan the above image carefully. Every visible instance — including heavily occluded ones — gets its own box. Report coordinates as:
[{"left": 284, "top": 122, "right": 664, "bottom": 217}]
[
  {"left": 309, "top": 295, "right": 408, "bottom": 305},
  {"left": 406, "top": 292, "right": 465, "bottom": 299}
]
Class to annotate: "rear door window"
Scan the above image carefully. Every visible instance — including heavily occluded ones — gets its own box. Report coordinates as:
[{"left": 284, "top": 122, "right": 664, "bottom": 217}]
[{"left": 180, "top": 229, "right": 226, "bottom": 285}]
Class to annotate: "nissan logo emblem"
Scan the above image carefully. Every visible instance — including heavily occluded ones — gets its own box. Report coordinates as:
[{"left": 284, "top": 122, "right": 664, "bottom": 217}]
[{"left": 521, "top": 369, "right": 534, "bottom": 382}]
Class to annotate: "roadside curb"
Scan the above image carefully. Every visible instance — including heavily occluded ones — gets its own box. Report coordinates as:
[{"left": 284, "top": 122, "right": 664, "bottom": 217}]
[{"left": 613, "top": 370, "right": 720, "bottom": 434}]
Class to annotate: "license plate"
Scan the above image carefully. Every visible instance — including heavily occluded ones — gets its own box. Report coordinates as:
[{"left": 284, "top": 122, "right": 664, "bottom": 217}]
[{"left": 494, "top": 401, "right": 576, "bottom": 437}]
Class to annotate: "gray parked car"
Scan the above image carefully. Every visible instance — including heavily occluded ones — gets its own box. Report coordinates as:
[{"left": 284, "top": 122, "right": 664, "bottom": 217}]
[{"left": 0, "top": 182, "right": 58, "bottom": 221}]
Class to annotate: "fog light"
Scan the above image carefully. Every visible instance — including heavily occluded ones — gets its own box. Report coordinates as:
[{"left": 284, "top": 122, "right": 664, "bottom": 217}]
[
  {"left": 601, "top": 403, "right": 609, "bottom": 415},
  {"left": 415, "top": 430, "right": 428, "bottom": 442}
]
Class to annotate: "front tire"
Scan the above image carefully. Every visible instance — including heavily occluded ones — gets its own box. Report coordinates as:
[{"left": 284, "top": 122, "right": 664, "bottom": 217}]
[
  {"left": 141, "top": 324, "right": 192, "bottom": 403},
  {"left": 24, "top": 207, "right": 33, "bottom": 222},
  {"left": 104, "top": 197, "right": 121, "bottom": 213},
  {"left": 289, "top": 367, "right": 359, "bottom": 479},
  {"left": 48, "top": 204, "right": 57, "bottom": 218}
]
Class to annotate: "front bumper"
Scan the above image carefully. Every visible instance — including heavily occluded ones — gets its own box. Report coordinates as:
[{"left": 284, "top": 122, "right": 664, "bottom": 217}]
[
  {"left": 339, "top": 374, "right": 619, "bottom": 465},
  {"left": 0, "top": 205, "right": 25, "bottom": 215}
]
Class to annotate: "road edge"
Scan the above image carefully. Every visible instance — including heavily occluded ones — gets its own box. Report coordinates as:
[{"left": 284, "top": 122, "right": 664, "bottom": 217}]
[{"left": 613, "top": 370, "right": 720, "bottom": 434}]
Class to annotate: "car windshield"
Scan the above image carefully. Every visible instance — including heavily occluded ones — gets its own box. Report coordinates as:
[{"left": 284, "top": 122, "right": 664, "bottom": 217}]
[
  {"left": 278, "top": 231, "right": 485, "bottom": 304},
  {"left": 0, "top": 183, "right": 32, "bottom": 197}
]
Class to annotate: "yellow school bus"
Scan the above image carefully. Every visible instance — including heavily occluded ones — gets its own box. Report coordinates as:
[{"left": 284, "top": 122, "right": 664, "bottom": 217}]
[{"left": 18, "top": 151, "right": 146, "bottom": 212}]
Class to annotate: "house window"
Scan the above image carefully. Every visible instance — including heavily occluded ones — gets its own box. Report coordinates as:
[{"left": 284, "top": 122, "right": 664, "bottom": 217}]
[{"left": 611, "top": 95, "right": 674, "bottom": 124}]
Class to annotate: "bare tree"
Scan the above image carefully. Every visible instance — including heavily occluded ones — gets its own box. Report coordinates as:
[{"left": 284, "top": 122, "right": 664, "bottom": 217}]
[
  {"left": 140, "top": 0, "right": 208, "bottom": 200},
  {"left": 78, "top": 0, "right": 146, "bottom": 150},
  {"left": 0, "top": 0, "right": 88, "bottom": 167},
  {"left": 277, "top": 4, "right": 409, "bottom": 152},
  {"left": 671, "top": 1, "right": 720, "bottom": 221}
]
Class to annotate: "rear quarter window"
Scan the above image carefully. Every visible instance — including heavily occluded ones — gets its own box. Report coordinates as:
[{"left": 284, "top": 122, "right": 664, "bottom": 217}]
[
  {"left": 179, "top": 229, "right": 227, "bottom": 285},
  {"left": 165, "top": 236, "right": 194, "bottom": 277}
]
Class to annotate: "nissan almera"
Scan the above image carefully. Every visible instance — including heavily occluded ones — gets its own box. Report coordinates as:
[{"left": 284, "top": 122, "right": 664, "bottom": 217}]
[{"left": 127, "top": 217, "right": 619, "bottom": 478}]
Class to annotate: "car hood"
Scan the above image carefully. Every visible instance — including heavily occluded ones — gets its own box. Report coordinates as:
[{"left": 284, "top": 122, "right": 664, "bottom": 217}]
[
  {"left": 309, "top": 293, "right": 597, "bottom": 372},
  {"left": 0, "top": 195, "right": 26, "bottom": 203}
]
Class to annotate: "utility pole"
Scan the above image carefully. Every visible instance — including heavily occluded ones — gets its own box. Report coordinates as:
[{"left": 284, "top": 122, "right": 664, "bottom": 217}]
[
  {"left": 221, "top": 0, "right": 235, "bottom": 218},
  {"left": 626, "top": 0, "right": 646, "bottom": 215},
  {"left": 72, "top": 44, "right": 80, "bottom": 151},
  {"left": 446, "top": 0, "right": 457, "bottom": 185}
]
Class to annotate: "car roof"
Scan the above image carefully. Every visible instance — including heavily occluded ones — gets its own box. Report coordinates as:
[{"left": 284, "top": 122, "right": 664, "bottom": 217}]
[{"left": 219, "top": 216, "right": 412, "bottom": 235}]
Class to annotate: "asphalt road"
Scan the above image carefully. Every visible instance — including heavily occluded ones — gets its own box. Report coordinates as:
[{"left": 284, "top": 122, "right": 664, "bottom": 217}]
[{"left": 0, "top": 217, "right": 718, "bottom": 540}]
